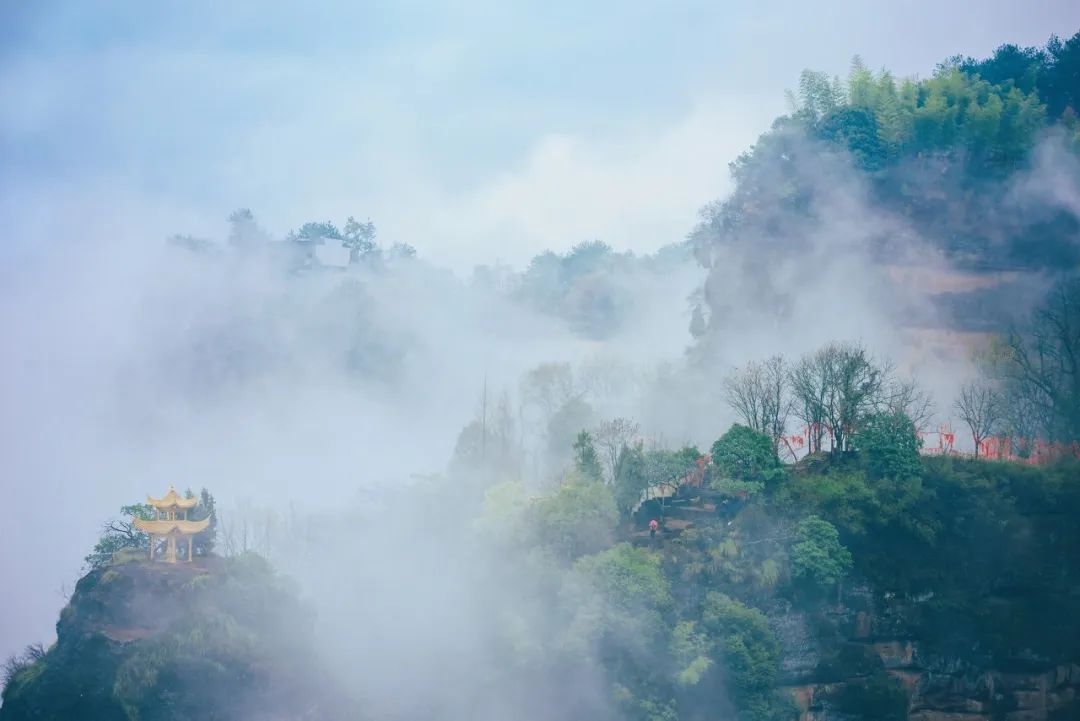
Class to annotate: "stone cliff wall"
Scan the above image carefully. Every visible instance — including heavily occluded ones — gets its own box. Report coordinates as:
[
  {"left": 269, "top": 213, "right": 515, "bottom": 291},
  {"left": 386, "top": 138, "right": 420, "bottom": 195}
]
[{"left": 771, "top": 586, "right": 1080, "bottom": 721}]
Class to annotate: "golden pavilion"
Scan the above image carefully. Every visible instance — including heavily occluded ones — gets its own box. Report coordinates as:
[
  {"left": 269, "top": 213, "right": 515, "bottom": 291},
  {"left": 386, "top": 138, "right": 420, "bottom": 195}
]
[{"left": 134, "top": 485, "right": 210, "bottom": 563}]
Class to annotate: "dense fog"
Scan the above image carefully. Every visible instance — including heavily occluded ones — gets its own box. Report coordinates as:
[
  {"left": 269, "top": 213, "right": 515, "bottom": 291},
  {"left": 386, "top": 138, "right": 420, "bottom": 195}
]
[{"left": 3, "top": 4, "right": 1080, "bottom": 721}]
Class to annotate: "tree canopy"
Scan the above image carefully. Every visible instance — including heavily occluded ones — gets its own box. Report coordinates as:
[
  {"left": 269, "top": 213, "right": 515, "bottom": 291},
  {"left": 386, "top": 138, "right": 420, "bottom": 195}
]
[
  {"left": 789, "top": 516, "right": 853, "bottom": 593},
  {"left": 711, "top": 425, "right": 779, "bottom": 483}
]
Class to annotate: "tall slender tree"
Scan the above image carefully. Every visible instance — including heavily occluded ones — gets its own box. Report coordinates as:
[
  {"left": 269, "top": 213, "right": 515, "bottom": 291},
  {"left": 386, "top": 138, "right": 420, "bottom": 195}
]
[{"left": 954, "top": 380, "right": 1002, "bottom": 457}]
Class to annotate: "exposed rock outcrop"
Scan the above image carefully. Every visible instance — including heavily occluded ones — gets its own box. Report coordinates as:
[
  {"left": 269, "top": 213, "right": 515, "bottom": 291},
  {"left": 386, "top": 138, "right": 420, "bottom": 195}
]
[
  {"left": 775, "top": 585, "right": 1080, "bottom": 721},
  {"left": 0, "top": 555, "right": 355, "bottom": 721}
]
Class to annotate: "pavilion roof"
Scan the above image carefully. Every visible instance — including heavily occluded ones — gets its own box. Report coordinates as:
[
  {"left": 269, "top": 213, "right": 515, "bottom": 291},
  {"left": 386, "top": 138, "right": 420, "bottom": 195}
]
[
  {"left": 146, "top": 485, "right": 199, "bottom": 510},
  {"left": 134, "top": 517, "right": 210, "bottom": 535}
]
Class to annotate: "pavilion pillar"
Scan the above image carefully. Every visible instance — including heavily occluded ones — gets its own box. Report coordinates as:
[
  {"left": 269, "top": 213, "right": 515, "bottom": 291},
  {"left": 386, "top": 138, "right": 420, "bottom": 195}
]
[{"left": 136, "top": 487, "right": 210, "bottom": 564}]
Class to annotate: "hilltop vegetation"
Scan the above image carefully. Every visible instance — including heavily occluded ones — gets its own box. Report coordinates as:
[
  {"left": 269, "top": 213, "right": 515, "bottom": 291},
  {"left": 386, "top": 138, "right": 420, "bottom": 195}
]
[
  {"left": 451, "top": 405, "right": 1080, "bottom": 720},
  {"left": 690, "top": 32, "right": 1080, "bottom": 338},
  {"left": 8, "top": 430, "right": 1080, "bottom": 720},
  {"left": 436, "top": 34, "right": 1080, "bottom": 721},
  {"left": 1, "top": 554, "right": 355, "bottom": 721}
]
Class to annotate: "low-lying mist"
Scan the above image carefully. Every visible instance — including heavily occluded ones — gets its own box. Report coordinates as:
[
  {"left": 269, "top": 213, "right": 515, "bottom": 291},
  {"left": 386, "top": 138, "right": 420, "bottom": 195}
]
[{"left": 3, "top": 113, "right": 1078, "bottom": 720}]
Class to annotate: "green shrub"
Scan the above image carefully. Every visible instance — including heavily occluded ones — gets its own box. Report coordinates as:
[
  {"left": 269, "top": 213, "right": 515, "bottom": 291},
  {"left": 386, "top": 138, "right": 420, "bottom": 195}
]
[
  {"left": 533, "top": 473, "right": 618, "bottom": 559},
  {"left": 854, "top": 412, "right": 922, "bottom": 480},
  {"left": 700, "top": 592, "right": 785, "bottom": 719},
  {"left": 789, "top": 516, "right": 852, "bottom": 593},
  {"left": 711, "top": 425, "right": 782, "bottom": 487}
]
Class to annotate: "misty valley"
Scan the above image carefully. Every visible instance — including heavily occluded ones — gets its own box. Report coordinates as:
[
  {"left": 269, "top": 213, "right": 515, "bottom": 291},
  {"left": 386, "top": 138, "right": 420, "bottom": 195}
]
[{"left": 4, "top": 19, "right": 1080, "bottom": 721}]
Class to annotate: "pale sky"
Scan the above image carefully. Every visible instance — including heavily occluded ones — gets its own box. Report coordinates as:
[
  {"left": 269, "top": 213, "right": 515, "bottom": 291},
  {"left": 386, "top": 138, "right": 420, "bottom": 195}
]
[{"left": 0, "top": 1, "right": 1078, "bottom": 271}]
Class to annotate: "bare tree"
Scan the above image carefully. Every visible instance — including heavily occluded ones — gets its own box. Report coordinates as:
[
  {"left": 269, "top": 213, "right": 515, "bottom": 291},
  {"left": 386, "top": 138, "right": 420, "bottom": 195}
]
[
  {"left": 791, "top": 342, "right": 887, "bottom": 453},
  {"left": 886, "top": 377, "right": 935, "bottom": 431},
  {"left": 491, "top": 391, "right": 519, "bottom": 473},
  {"left": 218, "top": 515, "right": 241, "bottom": 557},
  {"left": 723, "top": 355, "right": 793, "bottom": 452},
  {"left": 594, "top": 417, "right": 640, "bottom": 483},
  {"left": 1002, "top": 380, "right": 1045, "bottom": 455},
  {"left": 1000, "top": 277, "right": 1080, "bottom": 442},
  {"left": 954, "top": 380, "right": 1001, "bottom": 457},
  {"left": 790, "top": 351, "right": 830, "bottom": 454},
  {"left": 824, "top": 342, "right": 888, "bottom": 452}
]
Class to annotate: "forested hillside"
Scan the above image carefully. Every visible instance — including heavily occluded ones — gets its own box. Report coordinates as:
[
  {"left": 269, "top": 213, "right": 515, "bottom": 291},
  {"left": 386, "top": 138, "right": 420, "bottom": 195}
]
[
  {"left": 13, "top": 410, "right": 1078, "bottom": 721},
  {"left": 689, "top": 33, "right": 1080, "bottom": 339}
]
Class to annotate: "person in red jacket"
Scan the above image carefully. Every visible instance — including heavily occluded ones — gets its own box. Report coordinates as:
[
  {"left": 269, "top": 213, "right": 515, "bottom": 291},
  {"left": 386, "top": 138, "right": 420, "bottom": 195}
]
[{"left": 649, "top": 518, "right": 659, "bottom": 538}]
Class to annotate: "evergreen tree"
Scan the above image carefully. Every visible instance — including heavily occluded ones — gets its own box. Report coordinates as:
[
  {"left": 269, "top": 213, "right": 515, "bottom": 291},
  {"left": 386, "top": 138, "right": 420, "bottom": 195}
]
[
  {"left": 572, "top": 430, "right": 604, "bottom": 481},
  {"left": 790, "top": 516, "right": 853, "bottom": 593},
  {"left": 192, "top": 488, "right": 217, "bottom": 556}
]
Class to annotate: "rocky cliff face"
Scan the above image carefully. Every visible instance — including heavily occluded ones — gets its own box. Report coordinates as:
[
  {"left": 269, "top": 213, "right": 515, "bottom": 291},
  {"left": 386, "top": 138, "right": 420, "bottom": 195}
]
[
  {"left": 0, "top": 554, "right": 355, "bottom": 721},
  {"left": 772, "top": 585, "right": 1080, "bottom": 721}
]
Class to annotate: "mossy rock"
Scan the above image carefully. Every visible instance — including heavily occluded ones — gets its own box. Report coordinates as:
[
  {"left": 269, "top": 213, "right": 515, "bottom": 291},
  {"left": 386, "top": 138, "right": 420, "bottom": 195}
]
[{"left": 110, "top": 548, "right": 148, "bottom": 566}]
